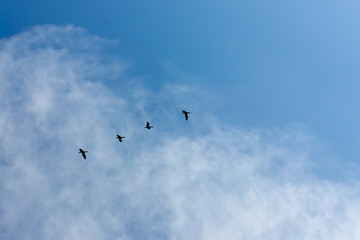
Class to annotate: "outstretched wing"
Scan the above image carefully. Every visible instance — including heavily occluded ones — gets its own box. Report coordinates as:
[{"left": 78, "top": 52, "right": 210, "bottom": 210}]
[{"left": 82, "top": 152, "right": 86, "bottom": 159}]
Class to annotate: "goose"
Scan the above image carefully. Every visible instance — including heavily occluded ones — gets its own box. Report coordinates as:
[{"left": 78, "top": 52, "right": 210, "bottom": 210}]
[
  {"left": 79, "top": 149, "right": 88, "bottom": 160},
  {"left": 116, "top": 134, "right": 125, "bottom": 142},
  {"left": 145, "top": 121, "right": 153, "bottom": 130},
  {"left": 182, "top": 110, "right": 191, "bottom": 121}
]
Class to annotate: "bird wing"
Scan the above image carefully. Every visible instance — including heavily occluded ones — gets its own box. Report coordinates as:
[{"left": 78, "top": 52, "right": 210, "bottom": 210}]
[{"left": 82, "top": 152, "right": 86, "bottom": 159}]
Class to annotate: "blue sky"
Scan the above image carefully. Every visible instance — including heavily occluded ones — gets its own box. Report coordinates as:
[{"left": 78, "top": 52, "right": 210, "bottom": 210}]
[
  {"left": 1, "top": 1, "right": 360, "bottom": 239},
  {"left": 2, "top": 0, "right": 360, "bottom": 162}
]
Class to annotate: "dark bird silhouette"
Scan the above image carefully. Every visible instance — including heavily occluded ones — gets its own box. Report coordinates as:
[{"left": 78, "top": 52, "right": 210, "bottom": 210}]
[
  {"left": 79, "top": 149, "right": 88, "bottom": 160},
  {"left": 182, "top": 110, "right": 191, "bottom": 120},
  {"left": 116, "top": 134, "right": 125, "bottom": 142},
  {"left": 145, "top": 121, "right": 153, "bottom": 130}
]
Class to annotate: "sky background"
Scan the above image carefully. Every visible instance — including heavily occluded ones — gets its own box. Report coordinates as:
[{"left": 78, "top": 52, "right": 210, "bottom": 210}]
[
  {"left": 1, "top": 1, "right": 360, "bottom": 239},
  {"left": 2, "top": 0, "right": 360, "bottom": 161}
]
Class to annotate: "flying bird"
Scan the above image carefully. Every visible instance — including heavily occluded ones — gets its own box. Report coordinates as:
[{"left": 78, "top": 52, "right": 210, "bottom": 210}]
[
  {"left": 116, "top": 134, "right": 125, "bottom": 142},
  {"left": 182, "top": 110, "right": 191, "bottom": 120},
  {"left": 79, "top": 149, "right": 88, "bottom": 160},
  {"left": 145, "top": 121, "right": 153, "bottom": 130}
]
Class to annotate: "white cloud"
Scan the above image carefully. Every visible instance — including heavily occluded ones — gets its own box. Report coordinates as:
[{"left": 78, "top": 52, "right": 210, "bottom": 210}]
[{"left": 0, "top": 25, "right": 359, "bottom": 240}]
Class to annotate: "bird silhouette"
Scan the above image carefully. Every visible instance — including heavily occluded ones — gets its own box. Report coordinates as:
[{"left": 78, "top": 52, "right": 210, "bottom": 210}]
[
  {"left": 145, "top": 121, "right": 153, "bottom": 129},
  {"left": 79, "top": 149, "right": 88, "bottom": 159},
  {"left": 116, "top": 134, "right": 125, "bottom": 142},
  {"left": 182, "top": 110, "right": 191, "bottom": 120}
]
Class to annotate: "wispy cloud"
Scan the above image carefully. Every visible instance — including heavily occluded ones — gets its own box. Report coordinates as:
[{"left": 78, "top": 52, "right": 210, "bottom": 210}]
[{"left": 0, "top": 25, "right": 359, "bottom": 240}]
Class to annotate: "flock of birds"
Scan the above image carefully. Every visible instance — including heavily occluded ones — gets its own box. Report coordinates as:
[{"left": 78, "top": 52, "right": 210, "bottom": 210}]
[{"left": 78, "top": 110, "right": 191, "bottom": 159}]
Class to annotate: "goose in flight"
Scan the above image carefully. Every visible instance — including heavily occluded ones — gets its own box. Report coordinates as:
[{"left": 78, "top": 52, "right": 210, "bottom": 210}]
[
  {"left": 145, "top": 121, "right": 153, "bottom": 130},
  {"left": 182, "top": 110, "right": 191, "bottom": 120},
  {"left": 116, "top": 134, "right": 125, "bottom": 142},
  {"left": 79, "top": 149, "right": 88, "bottom": 160}
]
